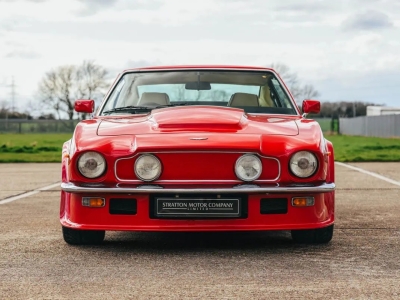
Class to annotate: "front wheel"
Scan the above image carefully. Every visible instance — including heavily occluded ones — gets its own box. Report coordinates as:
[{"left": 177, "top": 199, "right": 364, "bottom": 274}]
[
  {"left": 291, "top": 225, "right": 334, "bottom": 244},
  {"left": 62, "top": 226, "right": 105, "bottom": 245}
]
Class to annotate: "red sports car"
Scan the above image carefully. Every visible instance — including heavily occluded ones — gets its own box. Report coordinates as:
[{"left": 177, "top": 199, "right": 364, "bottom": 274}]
[{"left": 60, "top": 65, "right": 335, "bottom": 245}]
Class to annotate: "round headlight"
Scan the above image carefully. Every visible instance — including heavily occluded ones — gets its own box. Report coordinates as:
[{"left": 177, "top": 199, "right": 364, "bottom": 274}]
[
  {"left": 77, "top": 151, "right": 106, "bottom": 179},
  {"left": 290, "top": 151, "right": 318, "bottom": 178},
  {"left": 134, "top": 154, "right": 162, "bottom": 181},
  {"left": 235, "top": 154, "right": 262, "bottom": 182}
]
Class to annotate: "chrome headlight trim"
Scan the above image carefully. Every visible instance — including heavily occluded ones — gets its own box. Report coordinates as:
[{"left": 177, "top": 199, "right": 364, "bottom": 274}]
[
  {"left": 77, "top": 151, "right": 107, "bottom": 179},
  {"left": 134, "top": 154, "right": 162, "bottom": 182},
  {"left": 289, "top": 151, "right": 318, "bottom": 178},
  {"left": 235, "top": 154, "right": 262, "bottom": 182}
]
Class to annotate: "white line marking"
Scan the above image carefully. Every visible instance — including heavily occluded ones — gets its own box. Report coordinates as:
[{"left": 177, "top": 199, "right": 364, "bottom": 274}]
[
  {"left": 0, "top": 182, "right": 61, "bottom": 205},
  {"left": 335, "top": 162, "right": 400, "bottom": 187}
]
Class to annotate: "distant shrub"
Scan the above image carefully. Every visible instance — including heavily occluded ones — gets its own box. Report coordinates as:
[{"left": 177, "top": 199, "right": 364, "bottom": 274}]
[{"left": 0, "top": 145, "right": 61, "bottom": 153}]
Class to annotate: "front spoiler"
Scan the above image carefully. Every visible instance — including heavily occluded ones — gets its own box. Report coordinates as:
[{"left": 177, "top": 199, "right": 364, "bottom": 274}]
[{"left": 61, "top": 182, "right": 335, "bottom": 194}]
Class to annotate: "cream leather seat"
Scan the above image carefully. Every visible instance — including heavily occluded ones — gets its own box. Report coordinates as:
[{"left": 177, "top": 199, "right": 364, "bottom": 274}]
[
  {"left": 228, "top": 92, "right": 259, "bottom": 107},
  {"left": 138, "top": 92, "right": 170, "bottom": 106}
]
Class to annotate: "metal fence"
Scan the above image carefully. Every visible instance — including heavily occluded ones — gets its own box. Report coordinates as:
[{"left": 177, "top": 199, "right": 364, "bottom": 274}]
[
  {"left": 339, "top": 115, "right": 400, "bottom": 138},
  {"left": 312, "top": 118, "right": 332, "bottom": 133},
  {"left": 3, "top": 116, "right": 398, "bottom": 137},
  {"left": 0, "top": 118, "right": 333, "bottom": 134},
  {"left": 0, "top": 119, "right": 79, "bottom": 134}
]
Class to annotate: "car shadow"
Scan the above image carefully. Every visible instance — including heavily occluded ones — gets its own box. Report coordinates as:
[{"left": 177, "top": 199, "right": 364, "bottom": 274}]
[{"left": 84, "top": 231, "right": 334, "bottom": 254}]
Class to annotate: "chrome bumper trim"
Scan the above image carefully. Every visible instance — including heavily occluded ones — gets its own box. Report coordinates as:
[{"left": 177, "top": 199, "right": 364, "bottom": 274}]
[{"left": 61, "top": 182, "right": 335, "bottom": 194}]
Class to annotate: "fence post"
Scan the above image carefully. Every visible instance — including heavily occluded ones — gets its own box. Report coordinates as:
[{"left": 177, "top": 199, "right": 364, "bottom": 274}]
[{"left": 18, "top": 121, "right": 22, "bottom": 134}]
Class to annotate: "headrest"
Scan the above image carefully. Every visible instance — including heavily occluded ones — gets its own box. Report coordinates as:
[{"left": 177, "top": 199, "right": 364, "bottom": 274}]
[
  {"left": 228, "top": 92, "right": 259, "bottom": 107},
  {"left": 138, "top": 92, "right": 170, "bottom": 106}
]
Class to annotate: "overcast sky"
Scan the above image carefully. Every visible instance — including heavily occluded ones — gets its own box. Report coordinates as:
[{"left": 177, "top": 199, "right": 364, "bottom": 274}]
[{"left": 0, "top": 0, "right": 399, "bottom": 112}]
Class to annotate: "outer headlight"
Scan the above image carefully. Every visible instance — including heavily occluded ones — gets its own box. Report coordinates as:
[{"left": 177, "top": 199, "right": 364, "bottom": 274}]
[
  {"left": 289, "top": 151, "right": 318, "bottom": 178},
  {"left": 77, "top": 151, "right": 106, "bottom": 179},
  {"left": 235, "top": 154, "right": 262, "bottom": 181},
  {"left": 134, "top": 154, "right": 162, "bottom": 181}
]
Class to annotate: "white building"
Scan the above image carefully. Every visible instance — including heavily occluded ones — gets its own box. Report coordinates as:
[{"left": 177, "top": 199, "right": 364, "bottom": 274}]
[{"left": 366, "top": 106, "right": 400, "bottom": 116}]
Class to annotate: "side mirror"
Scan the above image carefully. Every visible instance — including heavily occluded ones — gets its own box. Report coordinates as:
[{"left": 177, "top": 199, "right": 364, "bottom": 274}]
[
  {"left": 75, "top": 99, "right": 95, "bottom": 113},
  {"left": 302, "top": 100, "right": 320, "bottom": 114}
]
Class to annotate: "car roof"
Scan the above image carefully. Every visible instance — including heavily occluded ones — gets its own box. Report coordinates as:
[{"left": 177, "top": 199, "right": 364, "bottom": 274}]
[{"left": 122, "top": 65, "right": 276, "bottom": 73}]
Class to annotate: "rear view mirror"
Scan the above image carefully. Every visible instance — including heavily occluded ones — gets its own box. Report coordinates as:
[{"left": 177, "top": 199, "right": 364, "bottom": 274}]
[
  {"left": 75, "top": 99, "right": 95, "bottom": 113},
  {"left": 185, "top": 81, "right": 212, "bottom": 90},
  {"left": 302, "top": 100, "right": 320, "bottom": 114}
]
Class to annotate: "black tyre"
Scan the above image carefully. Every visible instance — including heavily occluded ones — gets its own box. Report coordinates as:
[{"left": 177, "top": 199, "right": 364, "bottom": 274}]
[
  {"left": 291, "top": 225, "right": 334, "bottom": 244},
  {"left": 62, "top": 226, "right": 105, "bottom": 245}
]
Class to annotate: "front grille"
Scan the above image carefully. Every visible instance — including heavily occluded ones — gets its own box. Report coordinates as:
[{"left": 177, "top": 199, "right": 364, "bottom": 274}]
[
  {"left": 260, "top": 198, "right": 288, "bottom": 214},
  {"left": 109, "top": 198, "right": 137, "bottom": 215},
  {"left": 115, "top": 152, "right": 280, "bottom": 182}
]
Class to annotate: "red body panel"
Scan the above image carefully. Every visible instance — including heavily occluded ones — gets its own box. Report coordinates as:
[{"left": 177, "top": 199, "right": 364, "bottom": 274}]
[
  {"left": 60, "top": 65, "right": 335, "bottom": 233},
  {"left": 97, "top": 107, "right": 299, "bottom": 136}
]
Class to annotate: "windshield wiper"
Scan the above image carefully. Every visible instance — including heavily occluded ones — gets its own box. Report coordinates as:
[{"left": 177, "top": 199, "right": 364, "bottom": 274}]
[
  {"left": 102, "top": 106, "right": 152, "bottom": 115},
  {"left": 103, "top": 103, "right": 189, "bottom": 115}
]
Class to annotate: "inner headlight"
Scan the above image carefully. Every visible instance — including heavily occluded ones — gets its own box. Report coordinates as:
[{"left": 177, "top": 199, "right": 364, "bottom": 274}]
[
  {"left": 235, "top": 154, "right": 262, "bottom": 181},
  {"left": 134, "top": 154, "right": 162, "bottom": 181},
  {"left": 289, "top": 151, "right": 318, "bottom": 178},
  {"left": 77, "top": 151, "right": 106, "bottom": 179}
]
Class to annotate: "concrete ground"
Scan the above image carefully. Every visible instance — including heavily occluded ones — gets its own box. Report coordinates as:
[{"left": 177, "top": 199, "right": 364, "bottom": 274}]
[{"left": 0, "top": 163, "right": 399, "bottom": 299}]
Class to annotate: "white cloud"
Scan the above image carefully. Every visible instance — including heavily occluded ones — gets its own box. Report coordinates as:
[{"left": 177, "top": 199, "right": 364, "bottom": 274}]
[
  {"left": 342, "top": 10, "right": 393, "bottom": 31},
  {"left": 0, "top": 1, "right": 81, "bottom": 21},
  {"left": 0, "top": 0, "right": 399, "bottom": 109}
]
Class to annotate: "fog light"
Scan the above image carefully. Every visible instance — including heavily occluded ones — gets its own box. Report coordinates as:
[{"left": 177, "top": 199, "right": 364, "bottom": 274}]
[
  {"left": 291, "top": 197, "right": 314, "bottom": 207},
  {"left": 82, "top": 197, "right": 105, "bottom": 207}
]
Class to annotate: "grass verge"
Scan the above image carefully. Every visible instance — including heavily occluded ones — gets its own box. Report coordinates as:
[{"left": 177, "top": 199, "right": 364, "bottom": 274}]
[
  {"left": 326, "top": 135, "right": 400, "bottom": 162},
  {"left": 0, "top": 133, "right": 72, "bottom": 163}
]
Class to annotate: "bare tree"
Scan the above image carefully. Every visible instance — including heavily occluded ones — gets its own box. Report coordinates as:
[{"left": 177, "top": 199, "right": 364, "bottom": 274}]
[
  {"left": 270, "top": 63, "right": 299, "bottom": 89},
  {"left": 194, "top": 90, "right": 207, "bottom": 101},
  {"left": 270, "top": 63, "right": 319, "bottom": 102},
  {"left": 173, "top": 84, "right": 186, "bottom": 101},
  {"left": 77, "top": 61, "right": 109, "bottom": 116},
  {"left": 38, "top": 65, "right": 75, "bottom": 120},
  {"left": 38, "top": 61, "right": 108, "bottom": 120},
  {"left": 173, "top": 84, "right": 207, "bottom": 101},
  {"left": 312, "top": 101, "right": 384, "bottom": 118},
  {"left": 211, "top": 90, "right": 229, "bottom": 101},
  {"left": 0, "top": 100, "right": 9, "bottom": 121},
  {"left": 299, "top": 84, "right": 320, "bottom": 100},
  {"left": 24, "top": 100, "right": 46, "bottom": 119}
]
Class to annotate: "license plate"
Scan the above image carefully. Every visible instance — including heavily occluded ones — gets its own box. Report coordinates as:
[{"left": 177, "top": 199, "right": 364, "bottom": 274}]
[{"left": 156, "top": 198, "right": 240, "bottom": 218}]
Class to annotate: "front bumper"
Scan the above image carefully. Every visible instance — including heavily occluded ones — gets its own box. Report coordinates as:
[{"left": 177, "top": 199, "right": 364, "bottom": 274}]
[
  {"left": 60, "top": 182, "right": 335, "bottom": 232},
  {"left": 61, "top": 182, "right": 335, "bottom": 194}
]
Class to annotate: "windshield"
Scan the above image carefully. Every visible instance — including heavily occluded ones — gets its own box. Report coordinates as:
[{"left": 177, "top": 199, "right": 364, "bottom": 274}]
[{"left": 100, "top": 70, "right": 297, "bottom": 115}]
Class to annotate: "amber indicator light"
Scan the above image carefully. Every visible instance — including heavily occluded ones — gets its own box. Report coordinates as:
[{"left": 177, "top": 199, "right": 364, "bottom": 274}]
[
  {"left": 82, "top": 197, "right": 105, "bottom": 207},
  {"left": 291, "top": 197, "right": 315, "bottom": 207}
]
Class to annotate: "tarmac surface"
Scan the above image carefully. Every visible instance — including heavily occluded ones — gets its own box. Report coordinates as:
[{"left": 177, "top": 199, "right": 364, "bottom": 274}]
[{"left": 0, "top": 162, "right": 399, "bottom": 299}]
